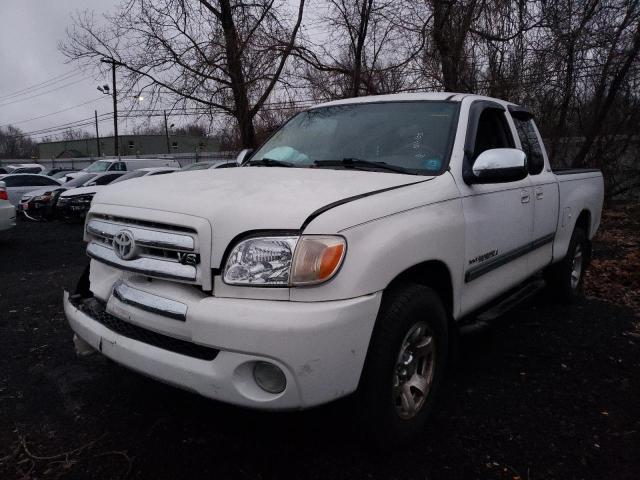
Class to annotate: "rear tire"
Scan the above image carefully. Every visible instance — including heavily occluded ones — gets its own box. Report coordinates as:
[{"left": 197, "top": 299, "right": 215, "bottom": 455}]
[
  {"left": 544, "top": 227, "right": 589, "bottom": 303},
  {"left": 357, "top": 283, "right": 448, "bottom": 449}
]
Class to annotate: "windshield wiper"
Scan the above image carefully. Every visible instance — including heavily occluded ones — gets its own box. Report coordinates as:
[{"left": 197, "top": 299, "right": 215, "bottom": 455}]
[
  {"left": 247, "top": 158, "right": 294, "bottom": 167},
  {"left": 313, "top": 158, "right": 414, "bottom": 174}
]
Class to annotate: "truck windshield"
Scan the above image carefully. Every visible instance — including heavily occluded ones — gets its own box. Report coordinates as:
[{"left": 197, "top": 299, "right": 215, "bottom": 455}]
[
  {"left": 250, "top": 101, "right": 459, "bottom": 175},
  {"left": 85, "top": 161, "right": 112, "bottom": 172}
]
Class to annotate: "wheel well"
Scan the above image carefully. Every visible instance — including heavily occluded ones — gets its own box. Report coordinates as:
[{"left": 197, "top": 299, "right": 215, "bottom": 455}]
[
  {"left": 388, "top": 261, "right": 454, "bottom": 316},
  {"left": 576, "top": 210, "right": 591, "bottom": 237}
]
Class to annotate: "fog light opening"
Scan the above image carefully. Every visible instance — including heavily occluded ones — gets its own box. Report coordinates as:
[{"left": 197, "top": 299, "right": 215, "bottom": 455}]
[{"left": 253, "top": 361, "right": 286, "bottom": 394}]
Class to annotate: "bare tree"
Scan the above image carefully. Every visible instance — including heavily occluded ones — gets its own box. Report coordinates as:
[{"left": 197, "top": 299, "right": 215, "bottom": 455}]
[
  {"left": 60, "top": 127, "right": 92, "bottom": 141},
  {"left": 0, "top": 126, "right": 37, "bottom": 159},
  {"left": 572, "top": 0, "right": 640, "bottom": 167},
  {"left": 61, "top": 0, "right": 306, "bottom": 148},
  {"left": 294, "top": 0, "right": 422, "bottom": 99}
]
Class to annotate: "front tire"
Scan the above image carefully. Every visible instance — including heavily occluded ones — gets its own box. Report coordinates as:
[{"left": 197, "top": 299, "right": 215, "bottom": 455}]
[
  {"left": 545, "top": 226, "right": 589, "bottom": 303},
  {"left": 357, "top": 283, "right": 449, "bottom": 448}
]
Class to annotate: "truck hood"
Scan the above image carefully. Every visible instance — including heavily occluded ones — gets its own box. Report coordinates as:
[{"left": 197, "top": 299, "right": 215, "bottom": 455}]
[{"left": 92, "top": 166, "right": 429, "bottom": 231}]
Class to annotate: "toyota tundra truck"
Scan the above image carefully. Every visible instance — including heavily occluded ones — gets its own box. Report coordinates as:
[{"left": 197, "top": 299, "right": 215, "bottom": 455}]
[{"left": 64, "top": 93, "right": 604, "bottom": 444}]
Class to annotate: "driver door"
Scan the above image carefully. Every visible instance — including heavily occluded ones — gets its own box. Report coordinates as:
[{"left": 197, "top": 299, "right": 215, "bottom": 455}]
[{"left": 457, "top": 102, "right": 534, "bottom": 315}]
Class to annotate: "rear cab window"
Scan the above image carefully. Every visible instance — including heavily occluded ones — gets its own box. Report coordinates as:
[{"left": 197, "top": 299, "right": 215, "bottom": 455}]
[
  {"left": 109, "top": 162, "right": 127, "bottom": 171},
  {"left": 513, "top": 118, "right": 544, "bottom": 175},
  {"left": 508, "top": 106, "right": 545, "bottom": 175}
]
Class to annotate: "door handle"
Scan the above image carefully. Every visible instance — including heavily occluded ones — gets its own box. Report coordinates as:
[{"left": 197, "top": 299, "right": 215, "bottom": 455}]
[
  {"left": 521, "top": 190, "right": 530, "bottom": 203},
  {"left": 535, "top": 187, "right": 544, "bottom": 200}
]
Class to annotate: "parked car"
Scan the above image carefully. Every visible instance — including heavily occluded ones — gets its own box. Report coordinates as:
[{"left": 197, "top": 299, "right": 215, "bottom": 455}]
[
  {"left": 180, "top": 160, "right": 236, "bottom": 171},
  {"left": 0, "top": 181, "right": 17, "bottom": 232},
  {"left": 57, "top": 172, "right": 126, "bottom": 221},
  {"left": 0, "top": 163, "right": 46, "bottom": 175},
  {"left": 56, "top": 168, "right": 176, "bottom": 221},
  {"left": 66, "top": 158, "right": 181, "bottom": 180},
  {"left": 19, "top": 173, "right": 101, "bottom": 221},
  {"left": 107, "top": 167, "right": 177, "bottom": 183},
  {"left": 64, "top": 93, "right": 604, "bottom": 446},
  {"left": 0, "top": 174, "right": 62, "bottom": 206}
]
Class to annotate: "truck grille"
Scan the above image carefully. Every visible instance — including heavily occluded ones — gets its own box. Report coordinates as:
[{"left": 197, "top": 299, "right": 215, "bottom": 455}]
[{"left": 85, "top": 215, "right": 202, "bottom": 284}]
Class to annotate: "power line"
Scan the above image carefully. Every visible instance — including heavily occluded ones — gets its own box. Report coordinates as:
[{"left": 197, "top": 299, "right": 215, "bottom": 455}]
[
  {"left": 0, "top": 70, "right": 83, "bottom": 101},
  {"left": 0, "top": 77, "right": 91, "bottom": 108},
  {"left": 8, "top": 112, "right": 113, "bottom": 139},
  {"left": 28, "top": 117, "right": 114, "bottom": 141},
  {"left": 0, "top": 96, "right": 109, "bottom": 128}
]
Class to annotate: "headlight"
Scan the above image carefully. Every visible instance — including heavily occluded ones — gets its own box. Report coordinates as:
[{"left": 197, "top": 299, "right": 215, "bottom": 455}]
[
  {"left": 68, "top": 194, "right": 95, "bottom": 204},
  {"left": 223, "top": 235, "right": 346, "bottom": 286},
  {"left": 224, "top": 236, "right": 297, "bottom": 286}
]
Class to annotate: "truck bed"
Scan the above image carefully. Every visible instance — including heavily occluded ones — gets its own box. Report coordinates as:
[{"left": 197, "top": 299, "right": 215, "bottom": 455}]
[{"left": 552, "top": 168, "right": 604, "bottom": 262}]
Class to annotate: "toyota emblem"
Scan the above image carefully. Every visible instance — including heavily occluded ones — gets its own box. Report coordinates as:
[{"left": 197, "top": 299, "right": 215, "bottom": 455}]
[{"left": 113, "top": 230, "right": 137, "bottom": 260}]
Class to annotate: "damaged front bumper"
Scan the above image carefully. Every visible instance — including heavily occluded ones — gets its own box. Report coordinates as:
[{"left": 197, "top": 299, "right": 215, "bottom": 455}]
[
  {"left": 57, "top": 195, "right": 92, "bottom": 221},
  {"left": 64, "top": 275, "right": 381, "bottom": 410}
]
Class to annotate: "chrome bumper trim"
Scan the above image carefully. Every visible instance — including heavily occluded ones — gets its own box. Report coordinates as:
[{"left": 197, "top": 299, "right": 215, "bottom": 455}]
[
  {"left": 112, "top": 281, "right": 187, "bottom": 321},
  {"left": 87, "top": 242, "right": 197, "bottom": 281},
  {"left": 87, "top": 219, "right": 195, "bottom": 251}
]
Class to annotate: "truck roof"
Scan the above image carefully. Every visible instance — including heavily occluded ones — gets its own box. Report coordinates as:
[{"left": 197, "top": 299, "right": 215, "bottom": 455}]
[{"left": 311, "top": 92, "right": 516, "bottom": 109}]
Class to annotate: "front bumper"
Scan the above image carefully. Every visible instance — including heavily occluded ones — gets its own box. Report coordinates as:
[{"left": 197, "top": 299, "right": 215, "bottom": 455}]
[
  {"left": 64, "top": 283, "right": 381, "bottom": 410},
  {"left": 57, "top": 196, "right": 92, "bottom": 220},
  {"left": 19, "top": 197, "right": 55, "bottom": 219}
]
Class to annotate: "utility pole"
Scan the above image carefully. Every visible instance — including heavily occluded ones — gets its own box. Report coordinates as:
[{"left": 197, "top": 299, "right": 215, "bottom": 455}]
[
  {"left": 100, "top": 58, "right": 121, "bottom": 157},
  {"left": 164, "top": 110, "right": 171, "bottom": 154},
  {"left": 94, "top": 110, "right": 101, "bottom": 157}
]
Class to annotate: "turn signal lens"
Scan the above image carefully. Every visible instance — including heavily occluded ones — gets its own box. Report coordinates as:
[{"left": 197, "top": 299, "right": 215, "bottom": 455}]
[{"left": 291, "top": 236, "right": 346, "bottom": 285}]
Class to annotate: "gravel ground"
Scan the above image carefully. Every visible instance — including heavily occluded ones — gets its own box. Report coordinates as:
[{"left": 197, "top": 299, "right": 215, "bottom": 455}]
[{"left": 0, "top": 218, "right": 638, "bottom": 480}]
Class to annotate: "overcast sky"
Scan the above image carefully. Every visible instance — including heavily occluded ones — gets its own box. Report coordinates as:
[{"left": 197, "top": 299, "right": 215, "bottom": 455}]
[
  {"left": 0, "top": 0, "right": 125, "bottom": 139},
  {"left": 0, "top": 0, "right": 326, "bottom": 141}
]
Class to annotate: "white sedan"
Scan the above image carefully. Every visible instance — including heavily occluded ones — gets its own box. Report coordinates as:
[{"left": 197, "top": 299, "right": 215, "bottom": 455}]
[{"left": 0, "top": 174, "right": 62, "bottom": 206}]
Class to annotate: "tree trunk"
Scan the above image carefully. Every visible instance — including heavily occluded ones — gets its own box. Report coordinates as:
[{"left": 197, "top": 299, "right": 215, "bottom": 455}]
[
  {"left": 351, "top": 0, "right": 373, "bottom": 97},
  {"left": 550, "top": 39, "right": 575, "bottom": 163},
  {"left": 218, "top": 0, "right": 256, "bottom": 148},
  {"left": 572, "top": 21, "right": 640, "bottom": 167},
  {"left": 431, "top": 0, "right": 475, "bottom": 92}
]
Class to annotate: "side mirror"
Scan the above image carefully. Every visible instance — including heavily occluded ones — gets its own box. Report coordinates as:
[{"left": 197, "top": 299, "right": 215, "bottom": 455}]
[
  {"left": 236, "top": 149, "right": 253, "bottom": 166},
  {"left": 87, "top": 182, "right": 97, "bottom": 187},
  {"left": 471, "top": 148, "right": 528, "bottom": 184}
]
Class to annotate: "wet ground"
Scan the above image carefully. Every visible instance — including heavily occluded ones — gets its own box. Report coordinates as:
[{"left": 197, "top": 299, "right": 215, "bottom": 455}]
[{"left": 1, "top": 219, "right": 638, "bottom": 479}]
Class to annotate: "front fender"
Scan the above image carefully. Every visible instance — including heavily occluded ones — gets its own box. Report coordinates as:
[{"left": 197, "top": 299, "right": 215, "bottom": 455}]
[{"left": 291, "top": 191, "right": 465, "bottom": 318}]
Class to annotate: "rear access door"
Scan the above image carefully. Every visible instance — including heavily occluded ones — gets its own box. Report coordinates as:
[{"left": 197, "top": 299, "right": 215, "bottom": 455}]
[
  {"left": 509, "top": 106, "right": 559, "bottom": 272},
  {"left": 458, "top": 101, "right": 535, "bottom": 315}
]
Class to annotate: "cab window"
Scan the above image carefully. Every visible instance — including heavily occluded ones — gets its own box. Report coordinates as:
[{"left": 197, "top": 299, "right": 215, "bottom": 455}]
[
  {"left": 513, "top": 118, "right": 544, "bottom": 175},
  {"left": 109, "top": 162, "right": 127, "bottom": 171}
]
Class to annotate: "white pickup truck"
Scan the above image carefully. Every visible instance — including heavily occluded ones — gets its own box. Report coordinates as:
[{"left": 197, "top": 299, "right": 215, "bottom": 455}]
[{"left": 64, "top": 92, "right": 603, "bottom": 445}]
